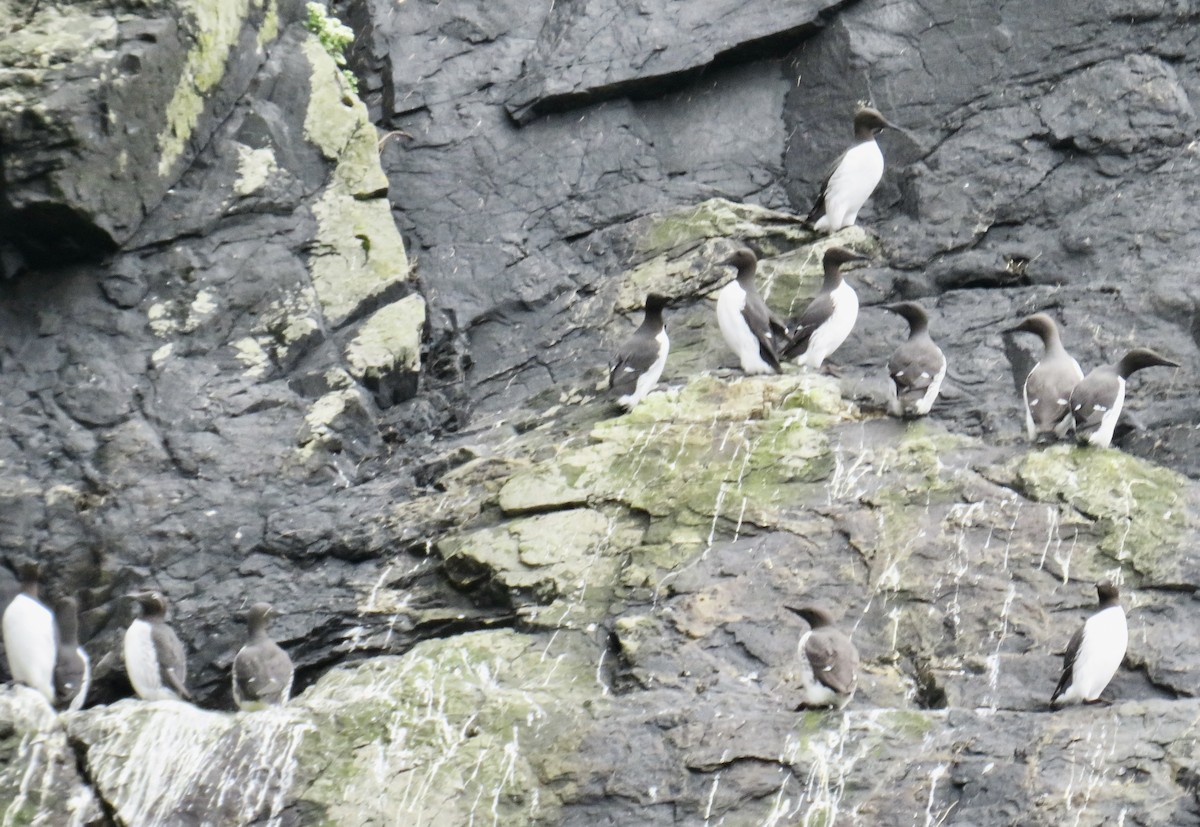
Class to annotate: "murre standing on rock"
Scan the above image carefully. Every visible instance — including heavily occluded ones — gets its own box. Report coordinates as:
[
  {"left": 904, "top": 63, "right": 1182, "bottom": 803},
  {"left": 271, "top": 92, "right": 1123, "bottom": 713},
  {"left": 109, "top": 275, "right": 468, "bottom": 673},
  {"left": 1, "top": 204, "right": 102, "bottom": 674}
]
[
  {"left": 807, "top": 107, "right": 895, "bottom": 233},
  {"left": 1007, "top": 313, "right": 1084, "bottom": 442},
  {"left": 1070, "top": 348, "right": 1179, "bottom": 449},
  {"left": 716, "top": 248, "right": 789, "bottom": 375},
  {"left": 1050, "top": 580, "right": 1127, "bottom": 707},
  {"left": 2, "top": 561, "right": 57, "bottom": 704},
  {"left": 781, "top": 247, "right": 867, "bottom": 371},
  {"left": 883, "top": 302, "right": 947, "bottom": 417},
  {"left": 786, "top": 604, "right": 859, "bottom": 708},
  {"left": 609, "top": 293, "right": 670, "bottom": 411},
  {"left": 233, "top": 602, "right": 294, "bottom": 710},
  {"left": 124, "top": 591, "right": 191, "bottom": 701},
  {"left": 53, "top": 597, "right": 90, "bottom": 712}
]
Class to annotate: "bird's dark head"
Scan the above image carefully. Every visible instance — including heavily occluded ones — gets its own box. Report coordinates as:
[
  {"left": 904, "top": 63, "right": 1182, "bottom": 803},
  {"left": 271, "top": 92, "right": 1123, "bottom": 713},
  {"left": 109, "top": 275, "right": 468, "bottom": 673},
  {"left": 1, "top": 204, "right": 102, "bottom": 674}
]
[
  {"left": 13, "top": 560, "right": 40, "bottom": 591},
  {"left": 1115, "top": 347, "right": 1179, "bottom": 378},
  {"left": 882, "top": 301, "right": 930, "bottom": 331},
  {"left": 644, "top": 293, "right": 670, "bottom": 315},
  {"left": 1095, "top": 580, "right": 1120, "bottom": 604},
  {"left": 823, "top": 246, "right": 868, "bottom": 270},
  {"left": 129, "top": 590, "right": 169, "bottom": 620},
  {"left": 244, "top": 601, "right": 277, "bottom": 628},
  {"left": 723, "top": 248, "right": 758, "bottom": 275},
  {"left": 853, "top": 106, "right": 893, "bottom": 138},
  {"left": 786, "top": 604, "right": 836, "bottom": 629},
  {"left": 1005, "top": 312, "right": 1058, "bottom": 342}
]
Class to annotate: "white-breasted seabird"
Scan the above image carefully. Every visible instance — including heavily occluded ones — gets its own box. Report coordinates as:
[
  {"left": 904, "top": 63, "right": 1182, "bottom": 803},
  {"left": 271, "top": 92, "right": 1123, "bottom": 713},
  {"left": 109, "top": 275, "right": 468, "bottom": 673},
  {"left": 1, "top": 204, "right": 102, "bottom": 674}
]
[
  {"left": 1007, "top": 313, "right": 1084, "bottom": 442},
  {"left": 2, "top": 562, "right": 57, "bottom": 704},
  {"left": 53, "top": 596, "right": 90, "bottom": 712},
  {"left": 609, "top": 293, "right": 670, "bottom": 411},
  {"left": 716, "top": 249, "right": 789, "bottom": 375},
  {"left": 807, "top": 107, "right": 895, "bottom": 233},
  {"left": 883, "top": 302, "right": 947, "bottom": 417},
  {"left": 781, "top": 246, "right": 867, "bottom": 370},
  {"left": 233, "top": 602, "right": 294, "bottom": 711},
  {"left": 1070, "top": 348, "right": 1179, "bottom": 449},
  {"left": 1050, "top": 580, "right": 1127, "bottom": 706},
  {"left": 787, "top": 604, "right": 859, "bottom": 708},
  {"left": 124, "top": 590, "right": 191, "bottom": 701}
]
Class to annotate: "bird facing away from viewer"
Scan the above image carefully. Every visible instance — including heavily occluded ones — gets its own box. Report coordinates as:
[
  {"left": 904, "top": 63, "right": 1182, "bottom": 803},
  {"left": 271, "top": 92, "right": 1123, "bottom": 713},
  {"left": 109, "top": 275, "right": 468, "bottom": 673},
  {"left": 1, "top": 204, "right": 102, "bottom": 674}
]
[
  {"left": 124, "top": 590, "right": 191, "bottom": 701},
  {"left": 883, "top": 302, "right": 947, "bottom": 418},
  {"left": 609, "top": 293, "right": 670, "bottom": 412},
  {"left": 1007, "top": 313, "right": 1084, "bottom": 442},
  {"left": 781, "top": 246, "right": 867, "bottom": 370},
  {"left": 807, "top": 107, "right": 895, "bottom": 233},
  {"left": 233, "top": 602, "right": 294, "bottom": 711},
  {"left": 1050, "top": 581, "right": 1127, "bottom": 706},
  {"left": 53, "top": 596, "right": 90, "bottom": 712},
  {"left": 1070, "top": 348, "right": 1179, "bottom": 449},
  {"left": 716, "top": 249, "right": 789, "bottom": 375}
]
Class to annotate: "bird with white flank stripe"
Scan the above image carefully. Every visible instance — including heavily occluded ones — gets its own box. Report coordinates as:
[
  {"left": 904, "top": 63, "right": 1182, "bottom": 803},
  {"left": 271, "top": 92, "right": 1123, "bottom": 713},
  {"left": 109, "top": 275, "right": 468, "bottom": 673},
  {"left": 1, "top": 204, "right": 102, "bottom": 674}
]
[
  {"left": 786, "top": 604, "right": 859, "bottom": 709},
  {"left": 1007, "top": 313, "right": 1084, "bottom": 442},
  {"left": 609, "top": 293, "right": 670, "bottom": 412},
  {"left": 883, "top": 301, "right": 947, "bottom": 418},
  {"left": 1070, "top": 348, "right": 1179, "bottom": 449}
]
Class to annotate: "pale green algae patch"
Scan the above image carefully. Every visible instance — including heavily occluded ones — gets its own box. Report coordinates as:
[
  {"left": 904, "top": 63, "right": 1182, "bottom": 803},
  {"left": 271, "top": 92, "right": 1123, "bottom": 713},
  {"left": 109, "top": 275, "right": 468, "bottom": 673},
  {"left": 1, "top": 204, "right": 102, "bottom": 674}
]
[
  {"left": 292, "top": 629, "right": 598, "bottom": 825},
  {"left": 157, "top": 0, "right": 273, "bottom": 176},
  {"left": 1011, "top": 444, "right": 1192, "bottom": 583},
  {"left": 344, "top": 294, "right": 426, "bottom": 384},
  {"left": 618, "top": 198, "right": 881, "bottom": 315},
  {"left": 478, "top": 373, "right": 851, "bottom": 593},
  {"left": 302, "top": 35, "right": 411, "bottom": 326}
]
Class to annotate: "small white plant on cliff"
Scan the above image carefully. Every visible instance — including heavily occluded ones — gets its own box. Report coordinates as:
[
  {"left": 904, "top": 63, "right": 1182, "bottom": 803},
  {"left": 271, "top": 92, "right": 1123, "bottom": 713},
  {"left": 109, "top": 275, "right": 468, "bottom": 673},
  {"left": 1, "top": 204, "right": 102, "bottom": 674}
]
[{"left": 305, "top": 2, "right": 358, "bottom": 91}]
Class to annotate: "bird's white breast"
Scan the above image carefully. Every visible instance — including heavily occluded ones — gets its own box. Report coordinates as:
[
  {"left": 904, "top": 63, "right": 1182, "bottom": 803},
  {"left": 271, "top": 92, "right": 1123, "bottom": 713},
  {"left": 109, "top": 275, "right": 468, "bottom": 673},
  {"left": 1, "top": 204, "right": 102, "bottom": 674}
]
[
  {"left": 1084, "top": 376, "right": 1125, "bottom": 449},
  {"left": 124, "top": 619, "right": 174, "bottom": 700},
  {"left": 816, "top": 140, "right": 884, "bottom": 232},
  {"left": 3, "top": 594, "right": 57, "bottom": 703},
  {"left": 717, "top": 282, "right": 774, "bottom": 374},
  {"left": 1065, "top": 605, "right": 1128, "bottom": 703},
  {"left": 799, "top": 282, "right": 858, "bottom": 370}
]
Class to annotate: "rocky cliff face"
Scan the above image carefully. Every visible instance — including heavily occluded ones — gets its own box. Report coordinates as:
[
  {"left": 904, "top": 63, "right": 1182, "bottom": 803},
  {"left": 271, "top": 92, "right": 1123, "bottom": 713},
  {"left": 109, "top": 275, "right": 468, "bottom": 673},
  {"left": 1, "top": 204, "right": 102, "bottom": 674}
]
[{"left": 0, "top": 0, "right": 1197, "bottom": 825}]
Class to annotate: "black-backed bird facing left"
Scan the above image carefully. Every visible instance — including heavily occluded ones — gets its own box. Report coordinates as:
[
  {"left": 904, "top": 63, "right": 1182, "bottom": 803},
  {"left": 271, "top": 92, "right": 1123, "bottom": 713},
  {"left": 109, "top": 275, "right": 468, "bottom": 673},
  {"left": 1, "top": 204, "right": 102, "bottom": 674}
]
[
  {"left": 786, "top": 604, "right": 859, "bottom": 708},
  {"left": 609, "top": 293, "right": 670, "bottom": 412}
]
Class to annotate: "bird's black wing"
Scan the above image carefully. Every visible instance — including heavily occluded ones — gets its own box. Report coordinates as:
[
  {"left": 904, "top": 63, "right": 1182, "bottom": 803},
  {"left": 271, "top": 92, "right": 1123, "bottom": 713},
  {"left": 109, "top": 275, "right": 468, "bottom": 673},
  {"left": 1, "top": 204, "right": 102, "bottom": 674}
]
[
  {"left": 806, "top": 629, "right": 858, "bottom": 694},
  {"left": 153, "top": 625, "right": 191, "bottom": 700},
  {"left": 781, "top": 292, "right": 835, "bottom": 359},
  {"left": 1050, "top": 623, "right": 1085, "bottom": 703},
  {"left": 805, "top": 149, "right": 847, "bottom": 226},
  {"left": 609, "top": 335, "right": 662, "bottom": 397},
  {"left": 1070, "top": 373, "right": 1120, "bottom": 437},
  {"left": 742, "top": 293, "right": 783, "bottom": 373}
]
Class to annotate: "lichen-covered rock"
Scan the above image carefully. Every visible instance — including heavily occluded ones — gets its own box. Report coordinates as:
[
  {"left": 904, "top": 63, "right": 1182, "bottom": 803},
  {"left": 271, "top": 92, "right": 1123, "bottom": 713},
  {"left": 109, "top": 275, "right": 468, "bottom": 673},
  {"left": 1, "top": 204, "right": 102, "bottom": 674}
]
[{"left": 0, "top": 687, "right": 102, "bottom": 826}]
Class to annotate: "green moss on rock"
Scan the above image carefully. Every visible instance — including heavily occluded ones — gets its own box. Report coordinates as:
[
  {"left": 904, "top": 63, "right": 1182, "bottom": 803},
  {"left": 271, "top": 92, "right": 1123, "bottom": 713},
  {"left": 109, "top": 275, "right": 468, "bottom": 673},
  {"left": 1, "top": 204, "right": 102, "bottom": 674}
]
[{"left": 1012, "top": 445, "right": 1191, "bottom": 582}]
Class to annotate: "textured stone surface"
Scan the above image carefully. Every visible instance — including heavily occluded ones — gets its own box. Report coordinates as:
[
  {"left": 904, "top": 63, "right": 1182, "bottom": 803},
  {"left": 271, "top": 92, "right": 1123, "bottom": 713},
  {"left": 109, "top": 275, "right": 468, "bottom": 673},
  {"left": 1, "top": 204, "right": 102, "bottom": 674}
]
[{"left": 1, "top": 0, "right": 1199, "bottom": 824}]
